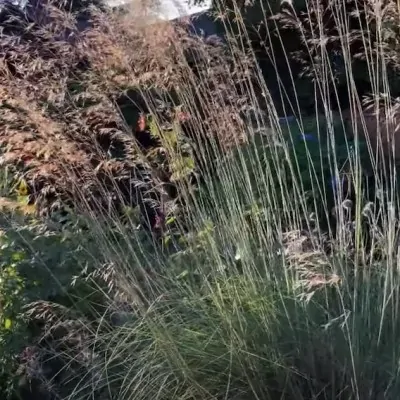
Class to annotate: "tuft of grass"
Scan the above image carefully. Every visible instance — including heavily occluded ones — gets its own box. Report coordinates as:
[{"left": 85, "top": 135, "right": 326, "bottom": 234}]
[{"left": 4, "top": 0, "right": 400, "bottom": 399}]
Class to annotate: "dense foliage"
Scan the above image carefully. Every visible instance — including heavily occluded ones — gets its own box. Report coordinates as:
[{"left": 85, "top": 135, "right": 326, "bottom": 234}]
[{"left": 2, "top": 0, "right": 400, "bottom": 399}]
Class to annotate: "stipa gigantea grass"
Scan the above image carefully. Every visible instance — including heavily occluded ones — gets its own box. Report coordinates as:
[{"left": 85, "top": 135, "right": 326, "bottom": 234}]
[
  {"left": 4, "top": 0, "right": 400, "bottom": 398},
  {"left": 51, "top": 1, "right": 400, "bottom": 399},
  {"left": 82, "top": 1, "right": 400, "bottom": 398}
]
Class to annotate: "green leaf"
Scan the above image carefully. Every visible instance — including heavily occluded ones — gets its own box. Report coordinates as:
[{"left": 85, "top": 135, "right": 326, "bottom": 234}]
[
  {"left": 11, "top": 252, "right": 25, "bottom": 262},
  {"left": 17, "top": 179, "right": 29, "bottom": 197},
  {"left": 4, "top": 319, "right": 12, "bottom": 330},
  {"left": 166, "top": 217, "right": 176, "bottom": 225},
  {"left": 176, "top": 270, "right": 189, "bottom": 279},
  {"left": 17, "top": 195, "right": 29, "bottom": 206},
  {"left": 162, "top": 235, "right": 171, "bottom": 246}
]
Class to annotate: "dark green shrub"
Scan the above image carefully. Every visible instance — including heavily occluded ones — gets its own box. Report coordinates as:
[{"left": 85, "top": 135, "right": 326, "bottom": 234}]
[{"left": 0, "top": 206, "right": 104, "bottom": 398}]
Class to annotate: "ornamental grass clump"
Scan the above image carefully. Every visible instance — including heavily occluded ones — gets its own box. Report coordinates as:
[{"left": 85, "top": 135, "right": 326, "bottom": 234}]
[{"left": 4, "top": 0, "right": 400, "bottom": 399}]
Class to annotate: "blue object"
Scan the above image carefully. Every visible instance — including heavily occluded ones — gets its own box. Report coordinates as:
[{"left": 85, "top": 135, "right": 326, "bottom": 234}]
[{"left": 299, "top": 133, "right": 317, "bottom": 142}]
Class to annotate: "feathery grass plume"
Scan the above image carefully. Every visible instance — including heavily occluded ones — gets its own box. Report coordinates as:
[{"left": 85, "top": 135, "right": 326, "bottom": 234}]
[
  {"left": 0, "top": 0, "right": 197, "bottom": 232},
  {"left": 71, "top": 0, "right": 400, "bottom": 398},
  {"left": 4, "top": 0, "right": 400, "bottom": 398}
]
